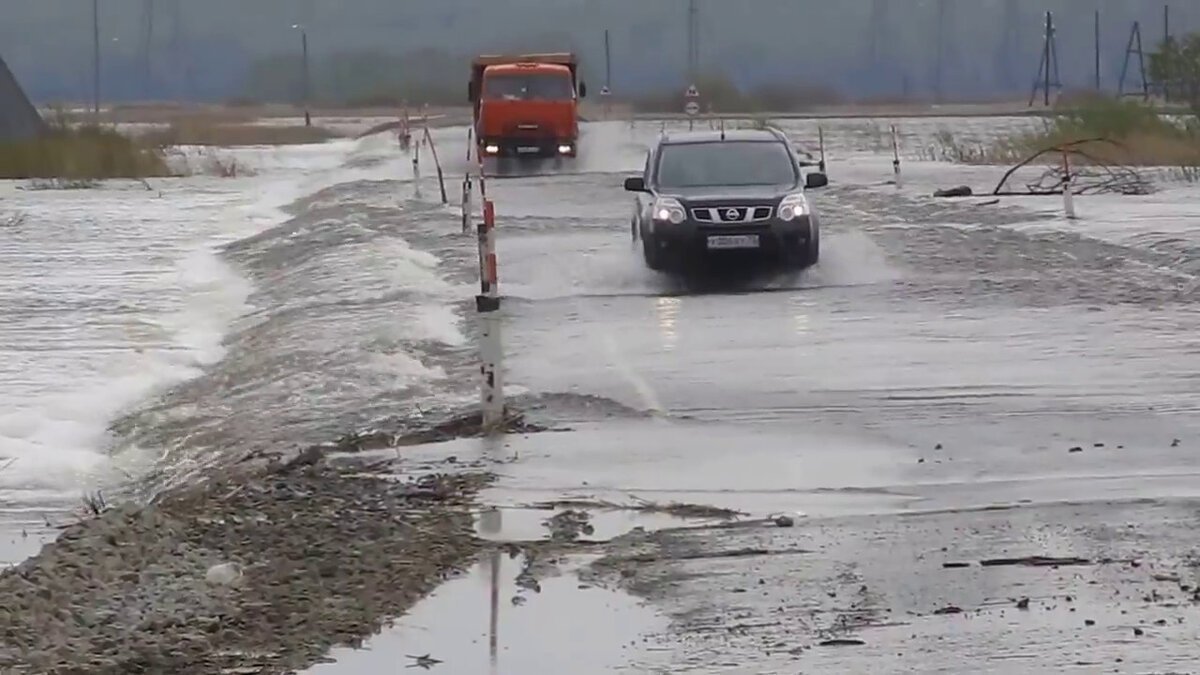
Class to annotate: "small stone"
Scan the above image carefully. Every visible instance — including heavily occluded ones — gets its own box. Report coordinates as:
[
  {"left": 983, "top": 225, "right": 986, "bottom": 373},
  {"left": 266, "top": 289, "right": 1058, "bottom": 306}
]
[
  {"left": 1133, "top": 627, "right": 1144, "bottom": 636},
  {"left": 1085, "top": 619, "right": 1095, "bottom": 626},
  {"left": 1016, "top": 598, "right": 1030, "bottom": 610},
  {"left": 773, "top": 515, "right": 795, "bottom": 528},
  {"left": 1068, "top": 446, "right": 1083, "bottom": 453}
]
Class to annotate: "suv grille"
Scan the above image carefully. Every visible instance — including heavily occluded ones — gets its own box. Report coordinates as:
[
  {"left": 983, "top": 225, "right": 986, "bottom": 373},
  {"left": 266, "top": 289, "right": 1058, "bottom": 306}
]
[{"left": 691, "top": 206, "right": 773, "bottom": 223}]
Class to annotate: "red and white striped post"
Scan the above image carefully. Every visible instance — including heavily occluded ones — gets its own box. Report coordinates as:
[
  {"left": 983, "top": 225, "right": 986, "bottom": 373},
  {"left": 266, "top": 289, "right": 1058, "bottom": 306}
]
[
  {"left": 1061, "top": 147, "right": 1077, "bottom": 219},
  {"left": 890, "top": 125, "right": 902, "bottom": 189},
  {"left": 461, "top": 127, "right": 474, "bottom": 232},
  {"left": 399, "top": 103, "right": 412, "bottom": 151},
  {"left": 476, "top": 195, "right": 503, "bottom": 431}
]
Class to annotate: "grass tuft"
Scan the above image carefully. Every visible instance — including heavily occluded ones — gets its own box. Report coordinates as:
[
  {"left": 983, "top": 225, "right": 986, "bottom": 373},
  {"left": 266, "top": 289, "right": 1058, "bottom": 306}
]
[
  {"left": 932, "top": 95, "right": 1200, "bottom": 167},
  {"left": 0, "top": 117, "right": 170, "bottom": 180},
  {"left": 142, "top": 119, "right": 342, "bottom": 147}
]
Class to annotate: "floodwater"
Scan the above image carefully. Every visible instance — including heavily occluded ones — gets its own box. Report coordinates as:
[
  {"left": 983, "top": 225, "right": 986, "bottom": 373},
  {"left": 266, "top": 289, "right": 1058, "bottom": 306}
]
[
  {"left": 303, "top": 552, "right": 670, "bottom": 675},
  {"left": 7, "top": 112, "right": 1200, "bottom": 669}
]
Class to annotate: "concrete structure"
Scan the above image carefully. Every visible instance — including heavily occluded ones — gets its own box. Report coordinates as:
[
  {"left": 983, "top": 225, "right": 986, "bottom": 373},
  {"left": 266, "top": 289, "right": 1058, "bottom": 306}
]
[{"left": 0, "top": 51, "right": 45, "bottom": 142}]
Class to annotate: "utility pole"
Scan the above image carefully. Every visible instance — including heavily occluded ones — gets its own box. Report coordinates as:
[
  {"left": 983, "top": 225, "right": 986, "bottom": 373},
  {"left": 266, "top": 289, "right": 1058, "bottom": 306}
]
[
  {"left": 1163, "top": 3, "right": 1171, "bottom": 102},
  {"left": 604, "top": 28, "right": 611, "bottom": 91},
  {"left": 92, "top": 0, "right": 101, "bottom": 120},
  {"left": 141, "top": 0, "right": 155, "bottom": 99},
  {"left": 1094, "top": 9, "right": 1101, "bottom": 90},
  {"left": 300, "top": 28, "right": 311, "bottom": 126},
  {"left": 934, "top": 0, "right": 947, "bottom": 100},
  {"left": 685, "top": 0, "right": 700, "bottom": 86},
  {"left": 1028, "top": 11, "right": 1062, "bottom": 107},
  {"left": 1119, "top": 21, "right": 1150, "bottom": 100}
]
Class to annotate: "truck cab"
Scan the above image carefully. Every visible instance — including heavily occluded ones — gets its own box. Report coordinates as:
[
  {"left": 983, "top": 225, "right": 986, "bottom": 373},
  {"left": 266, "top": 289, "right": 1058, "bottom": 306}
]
[{"left": 469, "top": 54, "right": 586, "bottom": 160}]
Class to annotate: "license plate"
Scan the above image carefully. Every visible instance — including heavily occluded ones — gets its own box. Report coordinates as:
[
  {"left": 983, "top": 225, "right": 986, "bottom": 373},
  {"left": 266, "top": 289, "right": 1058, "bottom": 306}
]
[
  {"left": 516, "top": 146, "right": 540, "bottom": 153},
  {"left": 706, "top": 234, "right": 760, "bottom": 249}
]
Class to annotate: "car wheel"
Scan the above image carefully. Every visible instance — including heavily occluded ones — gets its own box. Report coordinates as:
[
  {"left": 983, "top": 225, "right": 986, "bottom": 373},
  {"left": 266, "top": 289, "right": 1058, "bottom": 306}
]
[
  {"left": 642, "top": 231, "right": 665, "bottom": 270},
  {"left": 803, "top": 221, "right": 820, "bottom": 267}
]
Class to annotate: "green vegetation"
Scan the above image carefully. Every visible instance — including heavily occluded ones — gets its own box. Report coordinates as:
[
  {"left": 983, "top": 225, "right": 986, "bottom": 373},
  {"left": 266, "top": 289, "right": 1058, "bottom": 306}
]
[
  {"left": 0, "top": 118, "right": 169, "bottom": 180},
  {"left": 631, "top": 74, "right": 843, "bottom": 113},
  {"left": 142, "top": 119, "right": 341, "bottom": 146},
  {"left": 927, "top": 93, "right": 1200, "bottom": 167}
]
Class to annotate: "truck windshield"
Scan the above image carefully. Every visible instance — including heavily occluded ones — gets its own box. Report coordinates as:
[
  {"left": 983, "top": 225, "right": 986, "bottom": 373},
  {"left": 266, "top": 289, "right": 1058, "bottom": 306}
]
[
  {"left": 483, "top": 73, "right": 574, "bottom": 100},
  {"left": 655, "top": 141, "right": 797, "bottom": 188}
]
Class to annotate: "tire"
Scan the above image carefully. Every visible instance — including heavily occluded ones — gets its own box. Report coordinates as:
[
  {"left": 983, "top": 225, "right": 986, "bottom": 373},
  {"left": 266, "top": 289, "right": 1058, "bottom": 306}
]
[
  {"left": 803, "top": 221, "right": 820, "bottom": 268},
  {"left": 642, "top": 231, "right": 665, "bottom": 270}
]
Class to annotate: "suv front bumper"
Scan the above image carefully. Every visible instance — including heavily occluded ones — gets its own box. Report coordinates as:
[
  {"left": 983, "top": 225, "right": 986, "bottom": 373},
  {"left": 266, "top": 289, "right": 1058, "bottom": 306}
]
[{"left": 650, "top": 215, "right": 816, "bottom": 259}]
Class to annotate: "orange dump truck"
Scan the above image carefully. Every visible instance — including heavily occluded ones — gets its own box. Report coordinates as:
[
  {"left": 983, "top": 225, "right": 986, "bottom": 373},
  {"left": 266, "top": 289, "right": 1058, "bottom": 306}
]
[{"left": 468, "top": 52, "right": 587, "bottom": 160}]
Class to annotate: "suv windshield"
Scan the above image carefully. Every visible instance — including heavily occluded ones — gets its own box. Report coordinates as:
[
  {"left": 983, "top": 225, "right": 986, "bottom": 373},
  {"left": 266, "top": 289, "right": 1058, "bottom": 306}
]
[
  {"left": 655, "top": 140, "right": 797, "bottom": 188},
  {"left": 483, "top": 73, "right": 574, "bottom": 100}
]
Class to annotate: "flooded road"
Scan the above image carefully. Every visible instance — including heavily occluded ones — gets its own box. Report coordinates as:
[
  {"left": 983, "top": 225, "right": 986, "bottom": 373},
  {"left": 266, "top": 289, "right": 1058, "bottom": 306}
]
[
  {"left": 8, "top": 114, "right": 1200, "bottom": 671},
  {"left": 280, "top": 118, "right": 1200, "bottom": 671}
]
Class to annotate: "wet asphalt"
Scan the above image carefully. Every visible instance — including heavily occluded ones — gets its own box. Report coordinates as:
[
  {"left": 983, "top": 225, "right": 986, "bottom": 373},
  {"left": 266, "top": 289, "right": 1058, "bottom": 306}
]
[{"left": 102, "top": 117, "right": 1200, "bottom": 671}]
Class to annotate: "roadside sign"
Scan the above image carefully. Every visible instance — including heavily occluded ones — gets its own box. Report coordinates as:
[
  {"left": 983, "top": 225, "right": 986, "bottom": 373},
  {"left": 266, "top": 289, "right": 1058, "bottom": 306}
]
[
  {"left": 685, "top": 83, "right": 700, "bottom": 98},
  {"left": 684, "top": 100, "right": 700, "bottom": 116},
  {"left": 600, "top": 85, "right": 611, "bottom": 96}
]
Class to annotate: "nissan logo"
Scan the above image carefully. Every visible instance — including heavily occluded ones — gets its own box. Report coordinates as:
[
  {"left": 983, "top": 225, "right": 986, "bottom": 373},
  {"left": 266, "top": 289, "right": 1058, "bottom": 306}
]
[{"left": 724, "top": 208, "right": 739, "bottom": 220}]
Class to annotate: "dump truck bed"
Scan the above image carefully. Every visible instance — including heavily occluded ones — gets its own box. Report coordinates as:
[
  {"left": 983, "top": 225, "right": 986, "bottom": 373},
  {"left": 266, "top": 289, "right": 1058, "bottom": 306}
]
[{"left": 469, "top": 53, "right": 579, "bottom": 104}]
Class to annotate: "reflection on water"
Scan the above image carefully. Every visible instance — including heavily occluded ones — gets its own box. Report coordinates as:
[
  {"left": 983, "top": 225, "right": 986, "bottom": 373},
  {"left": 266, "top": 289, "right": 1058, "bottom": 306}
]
[
  {"left": 304, "top": 504, "right": 667, "bottom": 674},
  {"left": 655, "top": 296, "right": 681, "bottom": 351}
]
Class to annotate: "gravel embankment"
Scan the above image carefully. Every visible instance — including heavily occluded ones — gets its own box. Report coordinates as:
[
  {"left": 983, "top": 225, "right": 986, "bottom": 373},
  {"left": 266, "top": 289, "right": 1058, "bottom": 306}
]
[{"left": 0, "top": 449, "right": 492, "bottom": 674}]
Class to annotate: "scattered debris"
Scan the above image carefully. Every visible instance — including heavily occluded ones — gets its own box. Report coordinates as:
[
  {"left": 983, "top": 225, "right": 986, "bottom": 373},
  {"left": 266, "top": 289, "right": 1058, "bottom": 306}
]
[
  {"left": 980, "top": 556, "right": 1090, "bottom": 568},
  {"left": 544, "top": 509, "right": 594, "bottom": 543},
  {"left": 406, "top": 653, "right": 443, "bottom": 669},
  {"left": 817, "top": 638, "right": 865, "bottom": 647},
  {"left": 933, "top": 185, "right": 973, "bottom": 198},
  {"left": 990, "top": 138, "right": 1153, "bottom": 197},
  {"left": 772, "top": 515, "right": 796, "bottom": 528},
  {"left": 529, "top": 497, "right": 744, "bottom": 521},
  {"left": 942, "top": 561, "right": 971, "bottom": 569},
  {"left": 1016, "top": 597, "right": 1031, "bottom": 610},
  {"left": 1068, "top": 446, "right": 1083, "bottom": 453},
  {"left": 933, "top": 605, "right": 964, "bottom": 615}
]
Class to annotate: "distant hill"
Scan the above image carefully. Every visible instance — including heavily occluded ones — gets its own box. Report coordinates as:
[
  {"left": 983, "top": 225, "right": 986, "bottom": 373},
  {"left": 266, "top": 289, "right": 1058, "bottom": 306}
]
[{"left": 1, "top": 0, "right": 1193, "bottom": 103}]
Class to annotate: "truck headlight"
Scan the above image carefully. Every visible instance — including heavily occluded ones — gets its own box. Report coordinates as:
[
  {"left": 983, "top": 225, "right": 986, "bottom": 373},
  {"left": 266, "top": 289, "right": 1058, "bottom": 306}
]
[
  {"left": 652, "top": 197, "right": 685, "bottom": 224},
  {"left": 778, "top": 193, "right": 809, "bottom": 221},
  {"left": 484, "top": 144, "right": 500, "bottom": 154},
  {"left": 557, "top": 144, "right": 573, "bottom": 154}
]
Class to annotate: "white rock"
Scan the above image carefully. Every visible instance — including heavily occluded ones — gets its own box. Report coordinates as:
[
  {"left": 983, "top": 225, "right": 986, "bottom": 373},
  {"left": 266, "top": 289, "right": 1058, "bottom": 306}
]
[{"left": 205, "top": 562, "right": 243, "bottom": 586}]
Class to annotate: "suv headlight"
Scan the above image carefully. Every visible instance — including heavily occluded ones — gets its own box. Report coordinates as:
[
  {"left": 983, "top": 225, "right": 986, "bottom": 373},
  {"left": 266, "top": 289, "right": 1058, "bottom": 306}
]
[
  {"left": 778, "top": 193, "right": 809, "bottom": 221},
  {"left": 652, "top": 197, "right": 686, "bottom": 224}
]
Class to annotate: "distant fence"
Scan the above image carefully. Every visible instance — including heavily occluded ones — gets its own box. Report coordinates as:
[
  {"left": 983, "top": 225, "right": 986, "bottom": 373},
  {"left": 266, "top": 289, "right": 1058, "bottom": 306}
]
[{"left": 0, "top": 52, "right": 46, "bottom": 142}]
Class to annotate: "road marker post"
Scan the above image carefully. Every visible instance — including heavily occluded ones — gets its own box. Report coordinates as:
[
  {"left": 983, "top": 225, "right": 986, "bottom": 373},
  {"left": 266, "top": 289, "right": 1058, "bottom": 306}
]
[
  {"left": 818, "top": 125, "right": 827, "bottom": 174},
  {"left": 411, "top": 126, "right": 421, "bottom": 198},
  {"left": 890, "top": 125, "right": 902, "bottom": 189},
  {"left": 461, "top": 128, "right": 474, "bottom": 233},
  {"left": 476, "top": 198, "right": 504, "bottom": 432},
  {"left": 1061, "top": 147, "right": 1077, "bottom": 219}
]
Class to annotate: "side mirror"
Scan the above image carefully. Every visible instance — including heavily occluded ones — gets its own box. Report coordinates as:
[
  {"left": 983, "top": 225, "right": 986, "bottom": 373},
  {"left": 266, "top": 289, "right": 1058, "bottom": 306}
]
[
  {"left": 578, "top": 81, "right": 588, "bottom": 98},
  {"left": 624, "top": 176, "right": 646, "bottom": 192},
  {"left": 805, "top": 172, "right": 828, "bottom": 189}
]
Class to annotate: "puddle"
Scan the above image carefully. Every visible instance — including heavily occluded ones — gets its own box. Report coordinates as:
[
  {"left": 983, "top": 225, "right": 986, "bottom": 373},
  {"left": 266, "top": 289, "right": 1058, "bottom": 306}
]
[
  {"left": 303, "top": 553, "right": 669, "bottom": 674},
  {"left": 473, "top": 500, "right": 730, "bottom": 543}
]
